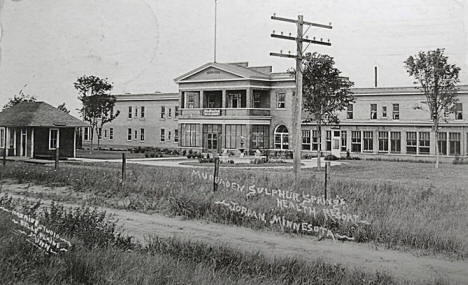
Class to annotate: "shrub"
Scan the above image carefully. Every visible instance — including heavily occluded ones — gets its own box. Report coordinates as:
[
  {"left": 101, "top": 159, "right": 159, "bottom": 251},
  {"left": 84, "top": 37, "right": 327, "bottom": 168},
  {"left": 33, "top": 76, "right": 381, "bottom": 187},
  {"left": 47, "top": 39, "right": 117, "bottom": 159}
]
[{"left": 325, "top": 154, "right": 339, "bottom": 161}]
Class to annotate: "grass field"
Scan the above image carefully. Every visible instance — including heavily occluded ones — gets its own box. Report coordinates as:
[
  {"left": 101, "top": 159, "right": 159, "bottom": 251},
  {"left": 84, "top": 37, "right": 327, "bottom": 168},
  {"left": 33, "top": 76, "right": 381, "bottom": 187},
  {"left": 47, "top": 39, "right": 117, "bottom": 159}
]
[
  {"left": 0, "top": 198, "right": 398, "bottom": 285},
  {"left": 0, "top": 159, "right": 467, "bottom": 259}
]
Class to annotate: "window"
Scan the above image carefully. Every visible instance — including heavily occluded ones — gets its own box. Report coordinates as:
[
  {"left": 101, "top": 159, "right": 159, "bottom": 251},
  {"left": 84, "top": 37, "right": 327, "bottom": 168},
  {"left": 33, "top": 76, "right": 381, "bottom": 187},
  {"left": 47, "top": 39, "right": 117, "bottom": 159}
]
[
  {"left": 8, "top": 129, "right": 15, "bottom": 148},
  {"left": 98, "top": 128, "right": 102, "bottom": 140},
  {"left": 276, "top": 93, "right": 285, "bottom": 109},
  {"left": 274, "top": 125, "right": 288, "bottom": 149},
  {"left": 437, "top": 132, "right": 447, "bottom": 155},
  {"left": 128, "top": 106, "right": 133, "bottom": 119},
  {"left": 174, "top": 129, "right": 179, "bottom": 143},
  {"left": 228, "top": 93, "right": 242, "bottom": 108},
  {"left": 181, "top": 124, "right": 198, "bottom": 147},
  {"left": 455, "top": 103, "right": 463, "bottom": 120},
  {"left": 161, "top": 106, "right": 166, "bottom": 119},
  {"left": 370, "top": 104, "right": 377, "bottom": 119},
  {"left": 325, "top": 131, "right": 331, "bottom": 151},
  {"left": 160, "top": 129, "right": 165, "bottom": 142},
  {"left": 449, "top": 132, "right": 460, "bottom": 155},
  {"left": 390, "top": 132, "right": 401, "bottom": 153},
  {"left": 135, "top": 107, "right": 138, "bottom": 118},
  {"left": 140, "top": 128, "right": 145, "bottom": 141},
  {"left": 168, "top": 108, "right": 172, "bottom": 118},
  {"left": 351, "top": 131, "right": 361, "bottom": 153},
  {"left": 141, "top": 106, "right": 145, "bottom": 118},
  {"left": 127, "top": 128, "right": 132, "bottom": 141},
  {"left": 49, "top": 129, "right": 59, "bottom": 150},
  {"left": 419, "top": 132, "right": 430, "bottom": 154},
  {"left": 382, "top": 106, "right": 387, "bottom": 118},
  {"left": 378, "top": 131, "right": 388, "bottom": 152},
  {"left": 175, "top": 106, "right": 179, "bottom": 118},
  {"left": 109, "top": 128, "right": 114, "bottom": 140},
  {"left": 168, "top": 131, "right": 171, "bottom": 141},
  {"left": 83, "top": 127, "right": 89, "bottom": 141},
  {"left": 251, "top": 125, "right": 269, "bottom": 149},
  {"left": 392, "top": 104, "right": 400, "bottom": 120},
  {"left": 341, "top": 131, "right": 347, "bottom": 151},
  {"left": 363, "top": 131, "right": 373, "bottom": 151},
  {"left": 312, "top": 130, "right": 319, "bottom": 151},
  {"left": 347, "top": 104, "right": 353, "bottom": 119},
  {"left": 406, "top": 132, "right": 417, "bottom": 154},
  {"left": 134, "top": 130, "right": 138, "bottom": 140},
  {"left": 302, "top": 130, "right": 311, "bottom": 150},
  {"left": 104, "top": 129, "right": 108, "bottom": 139},
  {"left": 187, "top": 93, "right": 197, "bottom": 108}
]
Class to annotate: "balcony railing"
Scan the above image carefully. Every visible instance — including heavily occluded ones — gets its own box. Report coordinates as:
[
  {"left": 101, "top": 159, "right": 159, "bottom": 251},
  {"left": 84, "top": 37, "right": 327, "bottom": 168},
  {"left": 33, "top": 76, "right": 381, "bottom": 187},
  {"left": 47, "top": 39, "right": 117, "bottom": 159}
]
[{"left": 179, "top": 108, "right": 270, "bottom": 118}]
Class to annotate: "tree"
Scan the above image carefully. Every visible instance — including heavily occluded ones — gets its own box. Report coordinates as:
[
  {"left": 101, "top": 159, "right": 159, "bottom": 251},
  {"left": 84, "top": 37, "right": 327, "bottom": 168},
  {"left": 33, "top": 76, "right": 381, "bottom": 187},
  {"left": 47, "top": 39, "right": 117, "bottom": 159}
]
[
  {"left": 3, "top": 85, "right": 37, "bottom": 110},
  {"left": 74, "top": 75, "right": 120, "bottom": 152},
  {"left": 299, "top": 52, "right": 354, "bottom": 169},
  {"left": 57, "top": 103, "right": 70, "bottom": 114},
  {"left": 404, "top": 48, "right": 460, "bottom": 168}
]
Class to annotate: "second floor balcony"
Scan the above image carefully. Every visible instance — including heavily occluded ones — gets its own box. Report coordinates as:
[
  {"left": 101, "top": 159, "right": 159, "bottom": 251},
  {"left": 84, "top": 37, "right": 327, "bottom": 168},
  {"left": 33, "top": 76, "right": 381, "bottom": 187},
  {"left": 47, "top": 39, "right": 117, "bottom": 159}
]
[{"left": 179, "top": 108, "right": 271, "bottom": 119}]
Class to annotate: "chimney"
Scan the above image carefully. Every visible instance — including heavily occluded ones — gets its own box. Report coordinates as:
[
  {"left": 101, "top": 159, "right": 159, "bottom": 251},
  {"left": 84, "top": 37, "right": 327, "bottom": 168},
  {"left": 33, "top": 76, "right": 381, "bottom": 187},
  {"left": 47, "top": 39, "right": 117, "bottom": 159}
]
[{"left": 374, "top": 66, "right": 378, "bottom": 88}]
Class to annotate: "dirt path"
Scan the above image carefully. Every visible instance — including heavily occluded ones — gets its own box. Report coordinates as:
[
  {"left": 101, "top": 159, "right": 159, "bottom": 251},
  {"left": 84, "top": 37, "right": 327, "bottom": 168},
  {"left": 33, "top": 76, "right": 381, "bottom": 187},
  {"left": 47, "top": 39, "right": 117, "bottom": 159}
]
[{"left": 1, "top": 183, "right": 467, "bottom": 285}]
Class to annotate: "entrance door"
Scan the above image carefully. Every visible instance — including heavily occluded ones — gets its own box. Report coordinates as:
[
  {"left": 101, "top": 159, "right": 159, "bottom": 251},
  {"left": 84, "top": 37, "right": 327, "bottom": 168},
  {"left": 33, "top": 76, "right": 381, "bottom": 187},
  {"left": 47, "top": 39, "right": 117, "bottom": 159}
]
[
  {"left": 20, "top": 128, "right": 27, "bottom": 157},
  {"left": 331, "top": 130, "right": 341, "bottom": 157},
  {"left": 203, "top": 124, "right": 221, "bottom": 153}
]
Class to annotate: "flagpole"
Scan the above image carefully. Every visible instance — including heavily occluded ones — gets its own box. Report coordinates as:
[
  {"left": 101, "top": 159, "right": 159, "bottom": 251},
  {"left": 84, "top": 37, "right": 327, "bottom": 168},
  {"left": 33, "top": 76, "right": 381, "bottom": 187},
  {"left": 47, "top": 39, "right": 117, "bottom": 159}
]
[{"left": 214, "top": 0, "right": 217, "bottom": 63}]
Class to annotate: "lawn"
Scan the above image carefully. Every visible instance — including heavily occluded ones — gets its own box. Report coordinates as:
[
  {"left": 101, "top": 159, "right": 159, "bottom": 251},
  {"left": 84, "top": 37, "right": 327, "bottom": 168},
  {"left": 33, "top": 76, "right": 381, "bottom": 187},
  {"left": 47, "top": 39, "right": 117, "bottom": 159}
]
[
  {"left": 0, "top": 198, "right": 397, "bottom": 285},
  {"left": 76, "top": 149, "right": 145, "bottom": 159},
  {"left": 0, "top": 159, "right": 467, "bottom": 258}
]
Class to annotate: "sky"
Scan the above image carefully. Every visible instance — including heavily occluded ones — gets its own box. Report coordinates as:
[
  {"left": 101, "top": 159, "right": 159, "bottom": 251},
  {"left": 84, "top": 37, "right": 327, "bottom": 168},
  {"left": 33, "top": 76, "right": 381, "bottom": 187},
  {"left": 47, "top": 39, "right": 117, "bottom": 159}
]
[{"left": 0, "top": 0, "right": 467, "bottom": 117}]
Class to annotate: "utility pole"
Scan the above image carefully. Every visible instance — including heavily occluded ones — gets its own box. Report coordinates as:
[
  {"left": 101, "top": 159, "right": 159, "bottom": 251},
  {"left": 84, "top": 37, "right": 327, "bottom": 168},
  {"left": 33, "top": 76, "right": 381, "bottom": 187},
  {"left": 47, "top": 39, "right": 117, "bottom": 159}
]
[{"left": 270, "top": 14, "right": 332, "bottom": 192}]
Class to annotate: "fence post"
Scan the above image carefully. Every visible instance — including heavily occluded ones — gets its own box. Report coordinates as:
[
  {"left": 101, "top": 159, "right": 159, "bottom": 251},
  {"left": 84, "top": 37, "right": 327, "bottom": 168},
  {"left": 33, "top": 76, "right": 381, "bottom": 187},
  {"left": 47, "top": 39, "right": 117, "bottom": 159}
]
[
  {"left": 121, "top": 153, "right": 126, "bottom": 186},
  {"left": 324, "top": 162, "right": 330, "bottom": 200},
  {"left": 213, "top": 156, "right": 220, "bottom": 192},
  {"left": 54, "top": 147, "right": 59, "bottom": 170}
]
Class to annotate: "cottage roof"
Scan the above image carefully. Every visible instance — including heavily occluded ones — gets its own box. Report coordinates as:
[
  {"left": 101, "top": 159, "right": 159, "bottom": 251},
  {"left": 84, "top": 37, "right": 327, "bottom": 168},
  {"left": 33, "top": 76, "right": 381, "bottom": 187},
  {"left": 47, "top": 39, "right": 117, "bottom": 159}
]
[{"left": 0, "top": 101, "right": 87, "bottom": 127}]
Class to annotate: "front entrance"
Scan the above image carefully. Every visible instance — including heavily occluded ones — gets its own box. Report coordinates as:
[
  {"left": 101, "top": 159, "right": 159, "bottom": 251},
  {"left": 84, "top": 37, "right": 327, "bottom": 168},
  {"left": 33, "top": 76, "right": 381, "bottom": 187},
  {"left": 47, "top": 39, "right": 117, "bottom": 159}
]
[
  {"left": 202, "top": 124, "right": 222, "bottom": 153},
  {"left": 20, "top": 128, "right": 27, "bottom": 157},
  {"left": 331, "top": 130, "right": 341, "bottom": 157}
]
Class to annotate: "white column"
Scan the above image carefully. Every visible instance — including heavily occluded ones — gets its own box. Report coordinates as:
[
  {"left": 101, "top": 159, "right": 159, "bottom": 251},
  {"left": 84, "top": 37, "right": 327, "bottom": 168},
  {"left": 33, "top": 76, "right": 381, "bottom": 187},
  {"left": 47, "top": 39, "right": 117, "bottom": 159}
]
[
  {"left": 31, "top": 128, "right": 34, "bottom": 158},
  {"left": 73, "top": 128, "right": 76, "bottom": 158}
]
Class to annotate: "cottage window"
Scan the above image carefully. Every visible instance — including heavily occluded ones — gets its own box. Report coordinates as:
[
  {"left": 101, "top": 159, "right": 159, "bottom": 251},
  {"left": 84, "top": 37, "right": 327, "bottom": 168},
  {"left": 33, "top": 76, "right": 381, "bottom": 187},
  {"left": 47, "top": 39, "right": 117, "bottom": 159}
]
[
  {"left": 302, "top": 130, "right": 311, "bottom": 150},
  {"left": 168, "top": 108, "right": 172, "bottom": 118},
  {"left": 174, "top": 129, "right": 179, "bottom": 143},
  {"left": 161, "top": 106, "right": 166, "bottom": 119},
  {"left": 382, "top": 106, "right": 387, "bottom": 118},
  {"left": 0, "top": 128, "right": 5, "bottom": 148},
  {"left": 109, "top": 128, "right": 114, "bottom": 140},
  {"left": 312, "top": 130, "right": 319, "bottom": 151},
  {"left": 141, "top": 106, "right": 145, "bottom": 118},
  {"left": 326, "top": 131, "right": 332, "bottom": 151},
  {"left": 175, "top": 106, "right": 179, "bottom": 117},
  {"left": 140, "top": 128, "right": 145, "bottom": 141},
  {"left": 134, "top": 107, "right": 138, "bottom": 118},
  {"left": 49, "top": 129, "right": 59, "bottom": 150},
  {"left": 160, "top": 129, "right": 165, "bottom": 142}
]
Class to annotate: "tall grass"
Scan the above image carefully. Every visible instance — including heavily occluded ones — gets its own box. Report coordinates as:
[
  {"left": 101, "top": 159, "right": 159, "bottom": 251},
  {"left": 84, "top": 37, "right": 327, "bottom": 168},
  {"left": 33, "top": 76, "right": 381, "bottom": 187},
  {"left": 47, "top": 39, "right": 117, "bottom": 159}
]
[
  {"left": 0, "top": 161, "right": 466, "bottom": 258},
  {"left": 0, "top": 197, "right": 400, "bottom": 285}
]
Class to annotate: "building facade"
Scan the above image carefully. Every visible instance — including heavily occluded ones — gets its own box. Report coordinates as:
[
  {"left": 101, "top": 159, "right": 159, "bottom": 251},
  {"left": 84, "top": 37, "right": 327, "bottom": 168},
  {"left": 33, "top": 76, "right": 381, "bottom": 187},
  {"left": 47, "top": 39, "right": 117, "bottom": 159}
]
[
  {"left": 82, "top": 93, "right": 179, "bottom": 150},
  {"left": 86, "top": 61, "right": 468, "bottom": 160}
]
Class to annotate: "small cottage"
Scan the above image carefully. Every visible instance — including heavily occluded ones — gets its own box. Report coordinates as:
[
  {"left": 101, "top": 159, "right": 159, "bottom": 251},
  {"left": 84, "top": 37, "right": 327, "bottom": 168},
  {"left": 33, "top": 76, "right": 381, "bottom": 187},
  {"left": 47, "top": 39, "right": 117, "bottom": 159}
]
[{"left": 0, "top": 101, "right": 87, "bottom": 159}]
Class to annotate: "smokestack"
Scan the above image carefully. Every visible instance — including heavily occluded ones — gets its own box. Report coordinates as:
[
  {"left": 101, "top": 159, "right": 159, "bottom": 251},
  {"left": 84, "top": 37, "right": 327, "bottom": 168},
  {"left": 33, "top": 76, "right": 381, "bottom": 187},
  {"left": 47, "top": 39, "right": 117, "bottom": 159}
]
[{"left": 374, "top": 66, "right": 378, "bottom": 88}]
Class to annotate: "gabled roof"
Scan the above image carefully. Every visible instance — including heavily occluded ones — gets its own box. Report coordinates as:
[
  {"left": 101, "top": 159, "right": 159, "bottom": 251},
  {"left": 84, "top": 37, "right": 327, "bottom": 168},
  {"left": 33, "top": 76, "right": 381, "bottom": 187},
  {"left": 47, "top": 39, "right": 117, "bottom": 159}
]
[
  {"left": 174, "top": 62, "right": 271, "bottom": 83},
  {"left": 0, "top": 101, "right": 87, "bottom": 127}
]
